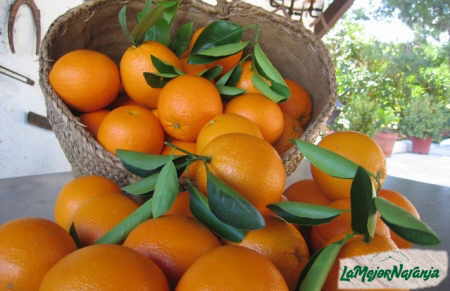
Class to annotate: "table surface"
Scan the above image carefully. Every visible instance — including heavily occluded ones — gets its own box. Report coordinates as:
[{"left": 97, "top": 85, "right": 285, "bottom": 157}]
[{"left": 0, "top": 172, "right": 448, "bottom": 290}]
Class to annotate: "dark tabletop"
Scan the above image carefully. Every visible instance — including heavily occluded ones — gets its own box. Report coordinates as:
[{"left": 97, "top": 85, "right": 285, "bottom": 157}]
[{"left": 0, "top": 173, "right": 448, "bottom": 290}]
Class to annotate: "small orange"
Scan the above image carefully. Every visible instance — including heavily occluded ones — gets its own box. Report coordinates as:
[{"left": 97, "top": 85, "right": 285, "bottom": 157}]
[
  {"left": 123, "top": 215, "right": 221, "bottom": 284},
  {"left": 279, "top": 79, "right": 312, "bottom": 127},
  {"left": 40, "top": 244, "right": 169, "bottom": 291},
  {"left": 97, "top": 105, "right": 164, "bottom": 154},
  {"left": 230, "top": 216, "right": 309, "bottom": 290},
  {"left": 49, "top": 49, "right": 120, "bottom": 112},
  {"left": 274, "top": 112, "right": 304, "bottom": 154},
  {"left": 79, "top": 109, "right": 109, "bottom": 137},
  {"left": 311, "top": 131, "right": 386, "bottom": 201},
  {"left": 225, "top": 93, "right": 284, "bottom": 143},
  {"left": 158, "top": 75, "right": 223, "bottom": 141},
  {"left": 54, "top": 175, "right": 122, "bottom": 230},
  {"left": 181, "top": 57, "right": 208, "bottom": 75},
  {"left": 166, "top": 192, "right": 193, "bottom": 217},
  {"left": 120, "top": 41, "right": 181, "bottom": 108},
  {"left": 176, "top": 245, "right": 289, "bottom": 291},
  {"left": 196, "top": 113, "right": 263, "bottom": 153},
  {"left": 0, "top": 218, "right": 76, "bottom": 290},
  {"left": 236, "top": 60, "right": 261, "bottom": 94},
  {"left": 73, "top": 194, "right": 138, "bottom": 245},
  {"left": 284, "top": 179, "right": 330, "bottom": 206},
  {"left": 196, "top": 133, "right": 285, "bottom": 212},
  {"left": 379, "top": 189, "right": 420, "bottom": 248}
]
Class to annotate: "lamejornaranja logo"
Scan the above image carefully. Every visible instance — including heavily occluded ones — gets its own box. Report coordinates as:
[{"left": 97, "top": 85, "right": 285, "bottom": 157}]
[{"left": 338, "top": 249, "right": 448, "bottom": 289}]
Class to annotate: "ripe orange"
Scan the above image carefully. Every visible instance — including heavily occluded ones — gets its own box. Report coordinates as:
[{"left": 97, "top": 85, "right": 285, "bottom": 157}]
[
  {"left": 311, "top": 131, "right": 386, "bottom": 200},
  {"left": 236, "top": 60, "right": 261, "bottom": 94},
  {"left": 0, "top": 218, "right": 76, "bottom": 290},
  {"left": 230, "top": 216, "right": 309, "bottom": 290},
  {"left": 225, "top": 93, "right": 284, "bottom": 143},
  {"left": 196, "top": 113, "right": 263, "bottom": 153},
  {"left": 49, "top": 49, "right": 120, "bottom": 112},
  {"left": 79, "top": 109, "right": 109, "bottom": 137},
  {"left": 54, "top": 175, "right": 122, "bottom": 230},
  {"left": 196, "top": 133, "right": 286, "bottom": 212},
  {"left": 97, "top": 105, "right": 164, "bottom": 154},
  {"left": 323, "top": 235, "right": 408, "bottom": 291},
  {"left": 181, "top": 57, "right": 208, "bottom": 75},
  {"left": 379, "top": 189, "right": 420, "bottom": 248},
  {"left": 310, "top": 199, "right": 391, "bottom": 251},
  {"left": 284, "top": 179, "right": 330, "bottom": 206},
  {"left": 120, "top": 41, "right": 181, "bottom": 108},
  {"left": 279, "top": 79, "right": 312, "bottom": 127},
  {"left": 72, "top": 194, "right": 138, "bottom": 245},
  {"left": 158, "top": 75, "right": 223, "bottom": 141},
  {"left": 123, "top": 215, "right": 220, "bottom": 284},
  {"left": 40, "top": 244, "right": 169, "bottom": 291},
  {"left": 274, "top": 112, "right": 304, "bottom": 154},
  {"left": 166, "top": 192, "right": 193, "bottom": 217},
  {"left": 176, "top": 245, "right": 289, "bottom": 291}
]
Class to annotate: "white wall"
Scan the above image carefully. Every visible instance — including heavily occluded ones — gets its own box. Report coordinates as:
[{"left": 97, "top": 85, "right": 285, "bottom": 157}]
[{"left": 0, "top": 0, "right": 83, "bottom": 179}]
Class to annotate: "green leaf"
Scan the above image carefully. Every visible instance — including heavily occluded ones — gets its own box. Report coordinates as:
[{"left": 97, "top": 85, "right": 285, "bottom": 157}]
[
  {"left": 136, "top": 0, "right": 153, "bottom": 23},
  {"left": 375, "top": 197, "right": 440, "bottom": 245},
  {"left": 292, "top": 140, "right": 359, "bottom": 179},
  {"left": 207, "top": 169, "right": 265, "bottom": 230},
  {"left": 191, "top": 20, "right": 243, "bottom": 55},
  {"left": 151, "top": 55, "right": 183, "bottom": 76},
  {"left": 217, "top": 85, "right": 245, "bottom": 97},
  {"left": 185, "top": 180, "right": 246, "bottom": 242},
  {"left": 122, "top": 173, "right": 158, "bottom": 195},
  {"left": 252, "top": 74, "right": 288, "bottom": 103},
  {"left": 253, "top": 43, "right": 285, "bottom": 85},
  {"left": 170, "top": 22, "right": 194, "bottom": 57},
  {"left": 188, "top": 54, "right": 218, "bottom": 65},
  {"left": 297, "top": 236, "right": 350, "bottom": 291},
  {"left": 267, "top": 201, "right": 343, "bottom": 226},
  {"left": 351, "top": 167, "right": 377, "bottom": 241},
  {"left": 117, "top": 149, "right": 175, "bottom": 177},
  {"left": 144, "top": 2, "right": 179, "bottom": 45},
  {"left": 199, "top": 66, "right": 223, "bottom": 80},
  {"left": 197, "top": 41, "right": 248, "bottom": 57},
  {"left": 216, "top": 63, "right": 242, "bottom": 87},
  {"left": 152, "top": 161, "right": 179, "bottom": 218},
  {"left": 69, "top": 223, "right": 82, "bottom": 248},
  {"left": 96, "top": 198, "right": 153, "bottom": 244},
  {"left": 143, "top": 72, "right": 172, "bottom": 88},
  {"left": 118, "top": 6, "right": 132, "bottom": 43}
]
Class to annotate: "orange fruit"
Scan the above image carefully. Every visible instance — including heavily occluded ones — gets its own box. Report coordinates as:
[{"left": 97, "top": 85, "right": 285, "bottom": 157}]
[
  {"left": 54, "top": 175, "right": 122, "bottom": 230},
  {"left": 176, "top": 245, "right": 288, "bottom": 291},
  {"left": 196, "top": 113, "right": 263, "bottom": 153},
  {"left": 123, "top": 215, "right": 220, "bottom": 284},
  {"left": 196, "top": 133, "right": 285, "bottom": 212},
  {"left": 379, "top": 189, "right": 420, "bottom": 248},
  {"left": 0, "top": 218, "right": 76, "bottom": 290},
  {"left": 166, "top": 192, "right": 193, "bottom": 217},
  {"left": 310, "top": 199, "right": 390, "bottom": 251},
  {"left": 284, "top": 179, "right": 330, "bottom": 206},
  {"left": 73, "top": 194, "right": 138, "bottom": 245},
  {"left": 158, "top": 75, "right": 223, "bottom": 141},
  {"left": 225, "top": 93, "right": 284, "bottom": 143},
  {"left": 97, "top": 105, "right": 164, "bottom": 154},
  {"left": 120, "top": 41, "right": 181, "bottom": 108},
  {"left": 230, "top": 216, "right": 309, "bottom": 290},
  {"left": 49, "top": 49, "right": 120, "bottom": 112},
  {"left": 274, "top": 112, "right": 304, "bottom": 154},
  {"left": 323, "top": 235, "right": 408, "bottom": 291},
  {"left": 40, "top": 244, "right": 169, "bottom": 291},
  {"left": 79, "top": 109, "right": 109, "bottom": 137},
  {"left": 311, "top": 131, "right": 386, "bottom": 201},
  {"left": 279, "top": 79, "right": 312, "bottom": 127},
  {"left": 236, "top": 60, "right": 261, "bottom": 94},
  {"left": 181, "top": 57, "right": 208, "bottom": 75}
]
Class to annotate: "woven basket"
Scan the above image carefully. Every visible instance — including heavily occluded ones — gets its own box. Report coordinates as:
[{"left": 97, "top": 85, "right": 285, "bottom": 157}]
[{"left": 39, "top": 0, "right": 336, "bottom": 186}]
